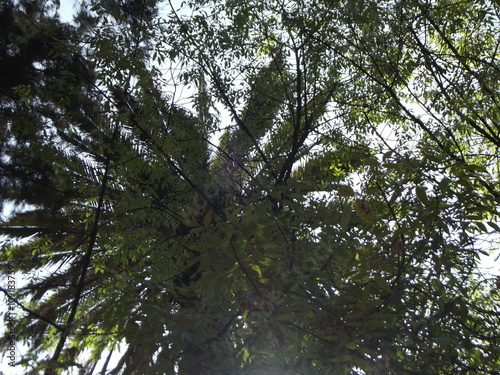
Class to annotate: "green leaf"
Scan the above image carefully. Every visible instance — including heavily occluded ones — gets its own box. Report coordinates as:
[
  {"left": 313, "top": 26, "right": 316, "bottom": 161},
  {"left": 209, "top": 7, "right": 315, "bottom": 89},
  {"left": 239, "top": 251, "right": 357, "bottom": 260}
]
[
  {"left": 338, "top": 184, "right": 355, "bottom": 197},
  {"left": 374, "top": 273, "right": 392, "bottom": 294},
  {"left": 277, "top": 322, "right": 299, "bottom": 342},
  {"left": 416, "top": 186, "right": 429, "bottom": 206},
  {"left": 203, "top": 210, "right": 212, "bottom": 226},
  {"left": 250, "top": 264, "right": 262, "bottom": 277},
  {"left": 354, "top": 199, "right": 374, "bottom": 224},
  {"left": 273, "top": 313, "right": 294, "bottom": 321},
  {"left": 4, "top": 0, "right": 500, "bottom": 373},
  {"left": 340, "top": 206, "right": 352, "bottom": 232},
  {"left": 345, "top": 341, "right": 358, "bottom": 350}
]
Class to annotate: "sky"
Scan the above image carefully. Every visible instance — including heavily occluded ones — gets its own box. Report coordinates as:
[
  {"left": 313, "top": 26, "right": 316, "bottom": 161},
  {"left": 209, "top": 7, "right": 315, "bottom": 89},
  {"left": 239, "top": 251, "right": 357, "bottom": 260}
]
[
  {"left": 59, "top": 0, "right": 76, "bottom": 23},
  {"left": 1, "top": 0, "right": 499, "bottom": 373}
]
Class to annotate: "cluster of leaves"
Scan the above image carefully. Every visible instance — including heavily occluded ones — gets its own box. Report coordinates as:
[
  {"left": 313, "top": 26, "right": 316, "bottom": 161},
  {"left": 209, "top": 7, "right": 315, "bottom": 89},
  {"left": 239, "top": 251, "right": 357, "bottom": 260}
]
[{"left": 0, "top": 0, "right": 499, "bottom": 374}]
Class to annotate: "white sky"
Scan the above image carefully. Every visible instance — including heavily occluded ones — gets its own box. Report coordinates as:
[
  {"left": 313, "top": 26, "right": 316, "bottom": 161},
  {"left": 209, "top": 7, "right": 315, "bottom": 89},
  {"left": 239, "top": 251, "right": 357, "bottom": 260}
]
[{"left": 1, "top": 0, "right": 498, "bottom": 373}]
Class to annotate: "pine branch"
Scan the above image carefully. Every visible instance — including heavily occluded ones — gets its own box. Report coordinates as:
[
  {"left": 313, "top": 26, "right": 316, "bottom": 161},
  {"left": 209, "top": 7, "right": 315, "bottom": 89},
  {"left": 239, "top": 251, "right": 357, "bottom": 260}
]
[{"left": 0, "top": 286, "right": 65, "bottom": 332}]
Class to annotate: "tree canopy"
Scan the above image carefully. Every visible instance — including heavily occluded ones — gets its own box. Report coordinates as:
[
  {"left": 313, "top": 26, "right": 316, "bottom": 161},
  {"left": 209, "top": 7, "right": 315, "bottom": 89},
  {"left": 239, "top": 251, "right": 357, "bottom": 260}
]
[{"left": 1, "top": 0, "right": 499, "bottom": 374}]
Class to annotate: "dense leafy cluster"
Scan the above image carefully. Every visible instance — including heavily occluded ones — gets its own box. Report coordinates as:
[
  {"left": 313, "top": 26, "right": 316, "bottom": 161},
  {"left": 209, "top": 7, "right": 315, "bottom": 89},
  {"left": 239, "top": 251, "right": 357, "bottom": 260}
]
[{"left": 1, "top": 0, "right": 499, "bottom": 374}]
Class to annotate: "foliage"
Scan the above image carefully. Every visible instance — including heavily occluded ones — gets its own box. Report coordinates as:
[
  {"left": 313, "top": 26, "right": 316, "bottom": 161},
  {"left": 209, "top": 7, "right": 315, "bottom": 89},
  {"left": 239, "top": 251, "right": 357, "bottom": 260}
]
[{"left": 0, "top": 0, "right": 499, "bottom": 374}]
